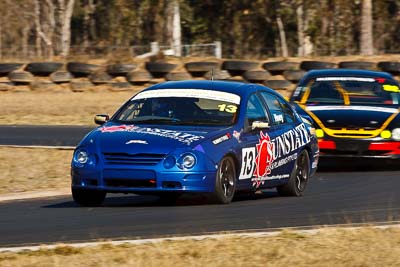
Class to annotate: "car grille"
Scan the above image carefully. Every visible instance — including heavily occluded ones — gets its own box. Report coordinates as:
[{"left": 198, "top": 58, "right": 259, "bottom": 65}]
[
  {"left": 104, "top": 178, "right": 156, "bottom": 188},
  {"left": 103, "top": 153, "right": 166, "bottom": 166}
]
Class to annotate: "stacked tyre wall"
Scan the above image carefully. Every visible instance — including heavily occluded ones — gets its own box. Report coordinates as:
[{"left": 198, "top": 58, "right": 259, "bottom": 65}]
[{"left": 1, "top": 59, "right": 400, "bottom": 98}]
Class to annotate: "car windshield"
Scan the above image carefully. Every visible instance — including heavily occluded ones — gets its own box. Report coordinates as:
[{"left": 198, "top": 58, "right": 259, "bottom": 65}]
[
  {"left": 301, "top": 77, "right": 400, "bottom": 105},
  {"left": 112, "top": 89, "right": 241, "bottom": 126}
]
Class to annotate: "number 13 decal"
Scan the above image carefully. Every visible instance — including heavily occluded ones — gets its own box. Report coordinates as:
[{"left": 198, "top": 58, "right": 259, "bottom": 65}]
[{"left": 239, "top": 147, "right": 256, "bottom": 180}]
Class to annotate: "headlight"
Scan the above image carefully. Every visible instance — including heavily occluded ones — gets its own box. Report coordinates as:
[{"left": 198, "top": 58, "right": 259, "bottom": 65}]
[
  {"left": 177, "top": 153, "right": 196, "bottom": 170},
  {"left": 74, "top": 150, "right": 88, "bottom": 164},
  {"left": 392, "top": 128, "right": 400, "bottom": 141},
  {"left": 380, "top": 130, "right": 391, "bottom": 139},
  {"left": 73, "top": 149, "right": 97, "bottom": 167},
  {"left": 315, "top": 129, "right": 324, "bottom": 138}
]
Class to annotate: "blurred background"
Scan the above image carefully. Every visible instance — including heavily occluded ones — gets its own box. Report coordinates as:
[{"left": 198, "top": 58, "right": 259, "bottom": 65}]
[{"left": 0, "top": 0, "right": 397, "bottom": 60}]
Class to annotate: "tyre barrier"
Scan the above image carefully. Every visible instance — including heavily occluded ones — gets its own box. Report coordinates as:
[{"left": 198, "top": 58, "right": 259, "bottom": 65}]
[
  {"left": 25, "top": 62, "right": 63, "bottom": 76},
  {"left": 165, "top": 72, "right": 192, "bottom": 81},
  {"left": 106, "top": 63, "right": 137, "bottom": 76},
  {"left": 203, "top": 69, "right": 231, "bottom": 80},
  {"left": 300, "top": 61, "right": 336, "bottom": 70},
  {"left": 283, "top": 70, "right": 306, "bottom": 82},
  {"left": 30, "top": 80, "right": 62, "bottom": 92},
  {"left": 242, "top": 70, "right": 271, "bottom": 83},
  {"left": 222, "top": 60, "right": 259, "bottom": 76},
  {"left": 145, "top": 62, "right": 177, "bottom": 78},
  {"left": 70, "top": 79, "right": 94, "bottom": 92},
  {"left": 50, "top": 71, "right": 73, "bottom": 83},
  {"left": 67, "top": 62, "right": 101, "bottom": 77},
  {"left": 127, "top": 71, "right": 153, "bottom": 85},
  {"left": 8, "top": 71, "right": 34, "bottom": 84},
  {"left": 262, "top": 61, "right": 300, "bottom": 75},
  {"left": 338, "top": 61, "right": 376, "bottom": 70},
  {"left": 89, "top": 71, "right": 113, "bottom": 84},
  {"left": 184, "top": 61, "right": 219, "bottom": 77},
  {"left": 0, "top": 63, "right": 23, "bottom": 76},
  {"left": 377, "top": 61, "right": 400, "bottom": 74},
  {"left": 264, "top": 79, "right": 293, "bottom": 90}
]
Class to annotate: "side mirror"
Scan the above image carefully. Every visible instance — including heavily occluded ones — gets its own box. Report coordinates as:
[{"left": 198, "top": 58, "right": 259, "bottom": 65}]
[
  {"left": 251, "top": 121, "right": 270, "bottom": 130},
  {"left": 94, "top": 114, "right": 109, "bottom": 125}
]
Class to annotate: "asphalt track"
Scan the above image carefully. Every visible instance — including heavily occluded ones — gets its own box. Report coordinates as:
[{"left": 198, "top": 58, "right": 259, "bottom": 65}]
[
  {"left": 0, "top": 125, "right": 94, "bottom": 147},
  {"left": 0, "top": 125, "right": 399, "bottom": 248},
  {"left": 0, "top": 168, "right": 399, "bottom": 247}
]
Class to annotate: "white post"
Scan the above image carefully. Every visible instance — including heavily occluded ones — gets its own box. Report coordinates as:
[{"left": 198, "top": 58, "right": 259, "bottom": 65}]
[
  {"left": 172, "top": 0, "right": 181, "bottom": 57},
  {"left": 150, "top": 42, "right": 159, "bottom": 54},
  {"left": 215, "top": 41, "right": 222, "bottom": 58}
]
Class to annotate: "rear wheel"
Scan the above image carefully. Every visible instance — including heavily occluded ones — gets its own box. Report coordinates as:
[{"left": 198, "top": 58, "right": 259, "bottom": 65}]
[
  {"left": 72, "top": 188, "right": 106, "bottom": 207},
  {"left": 210, "top": 157, "right": 237, "bottom": 204},
  {"left": 277, "top": 150, "right": 310, "bottom": 197}
]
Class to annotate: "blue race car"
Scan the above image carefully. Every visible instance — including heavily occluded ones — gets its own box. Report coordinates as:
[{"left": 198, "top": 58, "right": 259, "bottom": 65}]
[{"left": 71, "top": 80, "right": 319, "bottom": 206}]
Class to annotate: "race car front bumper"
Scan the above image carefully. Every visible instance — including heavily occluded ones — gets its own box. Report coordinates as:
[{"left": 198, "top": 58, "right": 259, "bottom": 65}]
[{"left": 318, "top": 138, "right": 400, "bottom": 159}]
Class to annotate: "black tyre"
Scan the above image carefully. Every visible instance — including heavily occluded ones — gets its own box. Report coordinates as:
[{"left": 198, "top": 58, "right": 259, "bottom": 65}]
[
  {"left": 106, "top": 63, "right": 137, "bottom": 76},
  {"left": 210, "top": 157, "right": 237, "bottom": 204},
  {"left": 277, "top": 150, "right": 310, "bottom": 197},
  {"left": 0, "top": 82, "right": 13, "bottom": 91},
  {"left": 263, "top": 79, "right": 292, "bottom": 90},
  {"left": 67, "top": 62, "right": 100, "bottom": 77},
  {"left": 377, "top": 61, "right": 400, "bottom": 74},
  {"left": 72, "top": 188, "right": 106, "bottom": 207},
  {"left": 283, "top": 70, "right": 306, "bottom": 82},
  {"left": 0, "top": 63, "right": 23, "bottom": 76},
  {"left": 30, "top": 80, "right": 61, "bottom": 92},
  {"left": 184, "top": 61, "right": 219, "bottom": 77},
  {"left": 8, "top": 71, "right": 34, "bottom": 83},
  {"left": 145, "top": 62, "right": 177, "bottom": 78},
  {"left": 89, "top": 71, "right": 113, "bottom": 84},
  {"left": 70, "top": 79, "right": 94, "bottom": 92},
  {"left": 222, "top": 60, "right": 259, "bottom": 76},
  {"left": 165, "top": 72, "right": 192, "bottom": 81},
  {"left": 25, "top": 62, "right": 63, "bottom": 76},
  {"left": 50, "top": 71, "right": 73, "bottom": 83},
  {"left": 203, "top": 69, "right": 231, "bottom": 80},
  {"left": 338, "top": 61, "right": 375, "bottom": 70},
  {"left": 262, "top": 61, "right": 299, "bottom": 75},
  {"left": 242, "top": 70, "right": 271, "bottom": 83},
  {"left": 300, "top": 61, "right": 336, "bottom": 71},
  {"left": 127, "top": 71, "right": 153, "bottom": 84}
]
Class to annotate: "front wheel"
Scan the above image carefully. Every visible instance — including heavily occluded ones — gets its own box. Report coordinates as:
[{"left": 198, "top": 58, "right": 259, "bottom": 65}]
[
  {"left": 210, "top": 157, "right": 237, "bottom": 204},
  {"left": 277, "top": 150, "right": 310, "bottom": 197},
  {"left": 72, "top": 188, "right": 106, "bottom": 207}
]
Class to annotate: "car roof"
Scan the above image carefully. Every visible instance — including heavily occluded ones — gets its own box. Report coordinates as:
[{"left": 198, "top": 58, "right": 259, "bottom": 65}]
[
  {"left": 301, "top": 69, "right": 394, "bottom": 82},
  {"left": 142, "top": 80, "right": 278, "bottom": 98}
]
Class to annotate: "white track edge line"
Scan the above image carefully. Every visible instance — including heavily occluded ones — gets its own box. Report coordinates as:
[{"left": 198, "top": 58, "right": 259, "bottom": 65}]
[
  {"left": 1, "top": 222, "right": 400, "bottom": 253},
  {"left": 0, "top": 145, "right": 75, "bottom": 150}
]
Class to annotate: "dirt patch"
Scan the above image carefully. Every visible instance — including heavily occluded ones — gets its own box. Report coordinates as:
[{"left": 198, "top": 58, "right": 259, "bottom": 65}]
[
  {"left": 0, "top": 147, "right": 72, "bottom": 194},
  {"left": 1, "top": 227, "right": 399, "bottom": 266},
  {"left": 0, "top": 91, "right": 138, "bottom": 125}
]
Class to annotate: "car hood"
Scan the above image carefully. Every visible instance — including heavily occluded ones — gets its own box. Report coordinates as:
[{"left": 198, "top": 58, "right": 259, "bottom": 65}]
[
  {"left": 89, "top": 123, "right": 228, "bottom": 154},
  {"left": 305, "top": 105, "right": 399, "bottom": 129}
]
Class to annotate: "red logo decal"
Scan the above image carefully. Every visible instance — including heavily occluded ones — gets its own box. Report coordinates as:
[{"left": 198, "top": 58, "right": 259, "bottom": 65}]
[
  {"left": 253, "top": 131, "right": 275, "bottom": 186},
  {"left": 101, "top": 125, "right": 137, "bottom": 133}
]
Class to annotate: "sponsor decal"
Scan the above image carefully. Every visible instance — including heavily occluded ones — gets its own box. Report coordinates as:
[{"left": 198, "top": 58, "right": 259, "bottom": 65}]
[
  {"left": 101, "top": 125, "right": 204, "bottom": 145},
  {"left": 132, "top": 89, "right": 241, "bottom": 105},
  {"left": 293, "top": 86, "right": 304, "bottom": 97},
  {"left": 306, "top": 105, "right": 398, "bottom": 114},
  {"left": 273, "top": 114, "right": 284, "bottom": 123},
  {"left": 233, "top": 130, "right": 242, "bottom": 143},
  {"left": 239, "top": 123, "right": 312, "bottom": 188},
  {"left": 212, "top": 133, "right": 231, "bottom": 145},
  {"left": 316, "top": 77, "right": 375, "bottom": 82},
  {"left": 126, "top": 140, "right": 148, "bottom": 145}
]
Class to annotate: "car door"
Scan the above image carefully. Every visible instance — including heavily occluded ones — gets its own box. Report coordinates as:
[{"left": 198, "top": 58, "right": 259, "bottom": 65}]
[
  {"left": 237, "top": 93, "right": 280, "bottom": 189},
  {"left": 259, "top": 91, "right": 300, "bottom": 179}
]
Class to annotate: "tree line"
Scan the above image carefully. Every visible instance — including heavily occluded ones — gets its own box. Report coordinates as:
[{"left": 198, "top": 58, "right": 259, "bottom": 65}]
[{"left": 0, "top": 0, "right": 398, "bottom": 60}]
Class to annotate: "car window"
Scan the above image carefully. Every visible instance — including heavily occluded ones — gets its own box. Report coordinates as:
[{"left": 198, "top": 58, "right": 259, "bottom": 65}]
[
  {"left": 260, "top": 92, "right": 285, "bottom": 125},
  {"left": 245, "top": 94, "right": 269, "bottom": 127},
  {"left": 277, "top": 98, "right": 295, "bottom": 124}
]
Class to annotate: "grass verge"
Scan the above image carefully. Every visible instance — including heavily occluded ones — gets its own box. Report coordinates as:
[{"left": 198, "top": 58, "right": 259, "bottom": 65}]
[
  {"left": 0, "top": 147, "right": 72, "bottom": 194},
  {"left": 0, "top": 91, "right": 137, "bottom": 125},
  {"left": 1, "top": 227, "right": 400, "bottom": 266}
]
